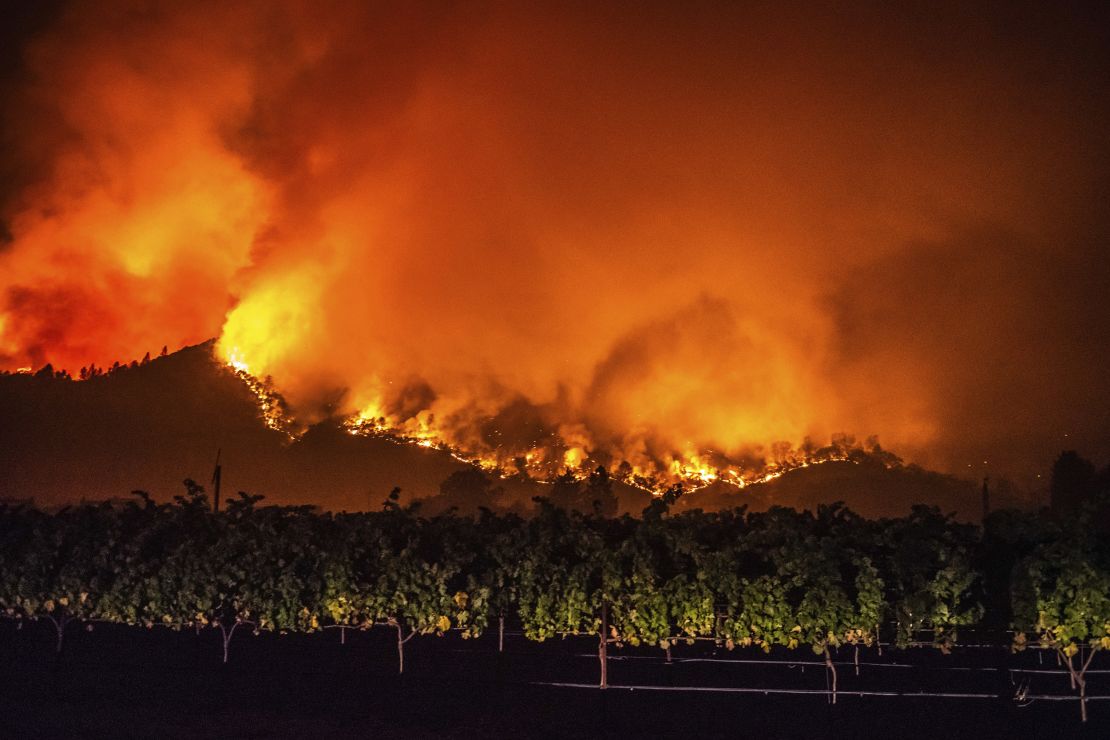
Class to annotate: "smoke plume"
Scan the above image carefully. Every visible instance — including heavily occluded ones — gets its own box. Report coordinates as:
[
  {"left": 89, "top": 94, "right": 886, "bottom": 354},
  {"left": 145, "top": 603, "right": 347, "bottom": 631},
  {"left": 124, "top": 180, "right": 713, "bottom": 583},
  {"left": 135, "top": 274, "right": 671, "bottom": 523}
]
[{"left": 2, "top": 1, "right": 1108, "bottom": 484}]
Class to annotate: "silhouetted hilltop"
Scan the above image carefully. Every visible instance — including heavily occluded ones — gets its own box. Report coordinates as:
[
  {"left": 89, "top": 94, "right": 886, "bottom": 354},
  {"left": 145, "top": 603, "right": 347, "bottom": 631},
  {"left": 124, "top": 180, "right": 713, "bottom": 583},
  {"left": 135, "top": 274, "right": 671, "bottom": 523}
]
[
  {"left": 671, "top": 458, "right": 1030, "bottom": 520},
  {"left": 1, "top": 342, "right": 1027, "bottom": 519},
  {"left": 0, "top": 342, "right": 474, "bottom": 509}
]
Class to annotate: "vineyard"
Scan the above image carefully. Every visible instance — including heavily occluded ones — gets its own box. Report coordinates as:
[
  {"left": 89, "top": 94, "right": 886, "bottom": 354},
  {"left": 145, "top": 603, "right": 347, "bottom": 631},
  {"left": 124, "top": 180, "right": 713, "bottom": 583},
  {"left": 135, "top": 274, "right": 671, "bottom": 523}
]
[{"left": 2, "top": 484, "right": 1109, "bottom": 732}]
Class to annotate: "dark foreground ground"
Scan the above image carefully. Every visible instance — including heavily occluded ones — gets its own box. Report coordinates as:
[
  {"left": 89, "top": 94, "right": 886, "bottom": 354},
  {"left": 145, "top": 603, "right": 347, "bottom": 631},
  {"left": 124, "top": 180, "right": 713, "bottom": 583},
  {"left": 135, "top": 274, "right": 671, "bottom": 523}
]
[{"left": 1, "top": 620, "right": 1105, "bottom": 739}]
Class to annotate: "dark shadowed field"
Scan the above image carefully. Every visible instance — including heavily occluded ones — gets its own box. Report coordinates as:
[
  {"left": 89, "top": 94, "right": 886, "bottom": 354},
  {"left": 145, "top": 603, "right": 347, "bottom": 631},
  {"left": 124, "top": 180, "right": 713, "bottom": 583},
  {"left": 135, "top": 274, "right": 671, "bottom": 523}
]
[{"left": 2, "top": 620, "right": 1104, "bottom": 739}]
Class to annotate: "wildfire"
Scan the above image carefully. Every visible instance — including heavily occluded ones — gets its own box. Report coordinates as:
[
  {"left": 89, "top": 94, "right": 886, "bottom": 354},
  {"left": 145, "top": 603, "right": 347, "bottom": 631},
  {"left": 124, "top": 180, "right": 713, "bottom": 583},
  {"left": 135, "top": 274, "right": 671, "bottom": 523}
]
[
  {"left": 222, "top": 349, "right": 298, "bottom": 439},
  {"left": 226, "top": 347, "right": 251, "bottom": 374},
  {"left": 324, "top": 386, "right": 889, "bottom": 495},
  {"left": 0, "top": 0, "right": 1100, "bottom": 498},
  {"left": 13, "top": 341, "right": 889, "bottom": 501}
]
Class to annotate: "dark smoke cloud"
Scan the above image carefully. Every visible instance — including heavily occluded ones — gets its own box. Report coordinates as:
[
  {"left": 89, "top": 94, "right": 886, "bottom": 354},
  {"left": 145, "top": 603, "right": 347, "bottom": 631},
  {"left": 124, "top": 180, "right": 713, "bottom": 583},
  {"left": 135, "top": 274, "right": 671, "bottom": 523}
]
[{"left": 830, "top": 226, "right": 1110, "bottom": 476}]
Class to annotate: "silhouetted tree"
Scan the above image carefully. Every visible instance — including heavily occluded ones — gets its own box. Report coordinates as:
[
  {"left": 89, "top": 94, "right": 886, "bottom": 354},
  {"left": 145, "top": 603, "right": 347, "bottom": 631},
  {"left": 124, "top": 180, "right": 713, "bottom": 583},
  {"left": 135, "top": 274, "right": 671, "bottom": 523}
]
[
  {"left": 511, "top": 456, "right": 530, "bottom": 479},
  {"left": 616, "top": 460, "right": 633, "bottom": 480},
  {"left": 642, "top": 483, "right": 684, "bottom": 520},
  {"left": 548, "top": 470, "right": 581, "bottom": 511},
  {"left": 584, "top": 466, "right": 618, "bottom": 517},
  {"left": 547, "top": 466, "right": 619, "bottom": 515},
  {"left": 434, "top": 468, "right": 502, "bottom": 516}
]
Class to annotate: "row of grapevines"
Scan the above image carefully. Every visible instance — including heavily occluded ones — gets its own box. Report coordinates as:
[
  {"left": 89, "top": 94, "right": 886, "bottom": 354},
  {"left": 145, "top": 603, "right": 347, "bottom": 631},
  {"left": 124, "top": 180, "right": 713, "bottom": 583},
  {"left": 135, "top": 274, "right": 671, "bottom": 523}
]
[{"left": 1, "top": 483, "right": 1106, "bottom": 717}]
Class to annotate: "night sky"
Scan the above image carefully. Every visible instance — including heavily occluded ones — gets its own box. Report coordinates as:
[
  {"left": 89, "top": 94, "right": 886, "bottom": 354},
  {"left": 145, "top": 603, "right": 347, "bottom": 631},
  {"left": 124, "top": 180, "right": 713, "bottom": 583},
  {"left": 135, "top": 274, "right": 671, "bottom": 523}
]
[{"left": 1, "top": 1, "right": 1108, "bottom": 490}]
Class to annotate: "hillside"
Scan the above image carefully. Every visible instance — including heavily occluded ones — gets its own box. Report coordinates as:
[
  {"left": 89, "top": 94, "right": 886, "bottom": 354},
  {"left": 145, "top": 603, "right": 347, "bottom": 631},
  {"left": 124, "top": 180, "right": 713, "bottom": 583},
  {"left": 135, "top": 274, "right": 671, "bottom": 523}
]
[
  {"left": 0, "top": 343, "right": 476, "bottom": 510},
  {"left": 0, "top": 343, "right": 1027, "bottom": 519},
  {"left": 672, "top": 459, "right": 1030, "bottom": 520}
]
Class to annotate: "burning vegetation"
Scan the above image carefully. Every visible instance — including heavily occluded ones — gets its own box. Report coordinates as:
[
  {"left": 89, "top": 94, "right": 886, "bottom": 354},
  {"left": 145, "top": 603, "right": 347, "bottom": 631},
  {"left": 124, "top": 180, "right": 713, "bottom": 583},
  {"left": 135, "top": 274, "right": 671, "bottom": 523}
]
[{"left": 220, "top": 346, "right": 899, "bottom": 495}]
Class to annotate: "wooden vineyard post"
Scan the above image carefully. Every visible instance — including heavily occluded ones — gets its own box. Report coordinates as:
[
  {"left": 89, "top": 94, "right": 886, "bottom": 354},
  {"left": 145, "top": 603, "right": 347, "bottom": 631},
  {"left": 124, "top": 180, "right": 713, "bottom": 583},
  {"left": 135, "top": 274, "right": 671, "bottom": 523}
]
[
  {"left": 599, "top": 601, "right": 609, "bottom": 689},
  {"left": 211, "top": 449, "right": 222, "bottom": 513}
]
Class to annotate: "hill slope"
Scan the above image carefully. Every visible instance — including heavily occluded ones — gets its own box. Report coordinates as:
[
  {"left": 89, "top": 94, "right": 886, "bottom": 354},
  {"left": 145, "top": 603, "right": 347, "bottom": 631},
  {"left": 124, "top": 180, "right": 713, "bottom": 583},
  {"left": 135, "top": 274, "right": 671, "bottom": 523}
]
[
  {"left": 671, "top": 458, "right": 1030, "bottom": 520},
  {"left": 0, "top": 343, "right": 476, "bottom": 510},
  {"left": 0, "top": 343, "right": 1027, "bottom": 518}
]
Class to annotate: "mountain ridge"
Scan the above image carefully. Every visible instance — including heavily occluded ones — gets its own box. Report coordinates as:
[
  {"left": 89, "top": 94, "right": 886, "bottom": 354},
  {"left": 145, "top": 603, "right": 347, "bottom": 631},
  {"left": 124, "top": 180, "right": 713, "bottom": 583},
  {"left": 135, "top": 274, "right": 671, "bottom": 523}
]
[{"left": 0, "top": 342, "right": 1030, "bottom": 519}]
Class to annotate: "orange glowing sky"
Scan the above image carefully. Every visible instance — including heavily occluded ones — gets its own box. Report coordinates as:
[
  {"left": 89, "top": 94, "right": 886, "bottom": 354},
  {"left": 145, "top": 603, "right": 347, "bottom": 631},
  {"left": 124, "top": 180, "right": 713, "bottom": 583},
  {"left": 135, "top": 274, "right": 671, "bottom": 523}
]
[{"left": 1, "top": 1, "right": 1108, "bottom": 483}]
